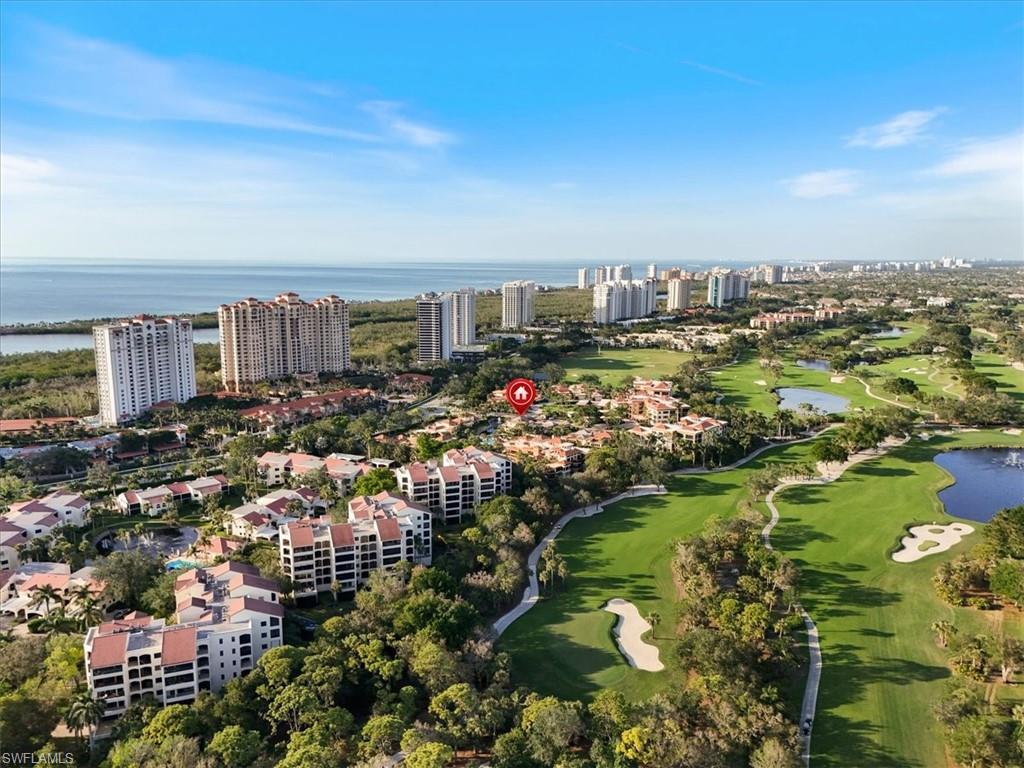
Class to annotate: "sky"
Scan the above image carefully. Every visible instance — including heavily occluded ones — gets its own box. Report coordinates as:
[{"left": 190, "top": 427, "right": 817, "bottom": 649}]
[{"left": 1, "top": 1, "right": 1022, "bottom": 264}]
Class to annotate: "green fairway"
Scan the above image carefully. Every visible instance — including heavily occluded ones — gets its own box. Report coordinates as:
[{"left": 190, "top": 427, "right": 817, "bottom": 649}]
[
  {"left": 768, "top": 430, "right": 1024, "bottom": 768},
  {"left": 561, "top": 346, "right": 692, "bottom": 386},
  {"left": 712, "top": 353, "right": 886, "bottom": 414},
  {"left": 972, "top": 351, "right": 1024, "bottom": 402},
  {"left": 854, "top": 353, "right": 962, "bottom": 401},
  {"left": 499, "top": 440, "right": 819, "bottom": 701}
]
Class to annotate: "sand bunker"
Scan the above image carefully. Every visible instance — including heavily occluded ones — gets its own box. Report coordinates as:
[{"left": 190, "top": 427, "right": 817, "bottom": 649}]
[
  {"left": 603, "top": 599, "right": 664, "bottom": 672},
  {"left": 892, "top": 523, "right": 974, "bottom": 563},
  {"left": 753, "top": 379, "right": 767, "bottom": 386}
]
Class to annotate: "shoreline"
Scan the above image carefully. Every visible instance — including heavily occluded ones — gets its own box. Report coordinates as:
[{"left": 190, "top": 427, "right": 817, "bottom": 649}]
[{"left": 0, "top": 284, "right": 581, "bottom": 336}]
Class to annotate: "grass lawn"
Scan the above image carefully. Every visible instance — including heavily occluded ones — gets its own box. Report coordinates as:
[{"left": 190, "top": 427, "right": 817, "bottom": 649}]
[
  {"left": 561, "top": 347, "right": 692, "bottom": 386},
  {"left": 767, "top": 430, "right": 1024, "bottom": 768},
  {"left": 712, "top": 353, "right": 886, "bottom": 415},
  {"left": 499, "top": 439, "right": 820, "bottom": 702}
]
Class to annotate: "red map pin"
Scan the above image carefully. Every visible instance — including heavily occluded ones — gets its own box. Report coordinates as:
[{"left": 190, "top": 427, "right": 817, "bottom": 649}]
[{"left": 504, "top": 378, "right": 537, "bottom": 416}]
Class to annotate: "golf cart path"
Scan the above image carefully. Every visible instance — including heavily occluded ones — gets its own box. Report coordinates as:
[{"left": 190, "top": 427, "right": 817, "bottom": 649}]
[{"left": 762, "top": 436, "right": 908, "bottom": 767}]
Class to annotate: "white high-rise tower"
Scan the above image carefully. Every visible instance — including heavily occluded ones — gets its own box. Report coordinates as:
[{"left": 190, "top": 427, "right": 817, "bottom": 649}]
[
  {"left": 449, "top": 288, "right": 477, "bottom": 345},
  {"left": 501, "top": 281, "right": 536, "bottom": 328},
  {"left": 94, "top": 316, "right": 197, "bottom": 425},
  {"left": 416, "top": 293, "right": 453, "bottom": 362}
]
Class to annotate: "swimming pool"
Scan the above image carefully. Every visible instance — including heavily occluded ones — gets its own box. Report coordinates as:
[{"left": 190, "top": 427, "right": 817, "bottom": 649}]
[{"left": 165, "top": 558, "right": 201, "bottom": 571}]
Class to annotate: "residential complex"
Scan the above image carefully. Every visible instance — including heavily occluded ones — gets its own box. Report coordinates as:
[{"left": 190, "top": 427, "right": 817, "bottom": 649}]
[
  {"left": 416, "top": 292, "right": 453, "bottom": 362},
  {"left": 646, "top": 263, "right": 657, "bottom": 278},
  {"left": 667, "top": 278, "right": 693, "bottom": 311},
  {"left": 257, "top": 450, "right": 390, "bottom": 495},
  {"left": 1, "top": 491, "right": 91, "bottom": 570},
  {"left": 217, "top": 293, "right": 351, "bottom": 391},
  {"left": 278, "top": 491, "right": 432, "bottom": 598},
  {"left": 395, "top": 447, "right": 512, "bottom": 524},
  {"left": 1, "top": 562, "right": 104, "bottom": 620},
  {"left": 758, "top": 264, "right": 785, "bottom": 284},
  {"left": 115, "top": 476, "right": 230, "bottom": 516},
  {"left": 84, "top": 562, "right": 283, "bottom": 719},
  {"left": 706, "top": 270, "right": 750, "bottom": 308},
  {"left": 93, "top": 316, "right": 197, "bottom": 425},
  {"left": 501, "top": 281, "right": 536, "bottom": 328},
  {"left": 238, "top": 388, "right": 374, "bottom": 429},
  {"left": 593, "top": 278, "right": 657, "bottom": 324}
]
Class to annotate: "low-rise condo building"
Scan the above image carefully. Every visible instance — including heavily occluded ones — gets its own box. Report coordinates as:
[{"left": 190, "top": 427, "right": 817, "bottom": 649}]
[
  {"left": 0, "top": 562, "right": 106, "bottom": 620},
  {"left": 394, "top": 447, "right": 512, "bottom": 524},
  {"left": 83, "top": 562, "right": 283, "bottom": 720},
  {"left": 279, "top": 492, "right": 432, "bottom": 598},
  {"left": 1, "top": 491, "right": 91, "bottom": 570},
  {"left": 115, "top": 476, "right": 230, "bottom": 516}
]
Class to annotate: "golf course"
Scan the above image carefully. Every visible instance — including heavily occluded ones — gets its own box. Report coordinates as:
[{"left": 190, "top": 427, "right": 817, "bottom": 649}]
[
  {"left": 561, "top": 346, "right": 692, "bottom": 385},
  {"left": 500, "top": 428, "right": 1024, "bottom": 767}
]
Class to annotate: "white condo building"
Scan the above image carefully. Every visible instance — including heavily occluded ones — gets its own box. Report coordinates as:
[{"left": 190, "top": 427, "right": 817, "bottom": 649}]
[
  {"left": 577, "top": 267, "right": 592, "bottom": 289},
  {"left": 592, "top": 278, "right": 657, "bottom": 324},
  {"left": 501, "top": 281, "right": 536, "bottom": 329},
  {"left": 706, "top": 270, "right": 750, "bottom": 308},
  {"left": 279, "top": 492, "right": 432, "bottom": 598},
  {"left": 94, "top": 316, "right": 196, "bottom": 425},
  {"left": 667, "top": 278, "right": 693, "bottom": 311},
  {"left": 760, "top": 264, "right": 784, "bottom": 285},
  {"left": 646, "top": 263, "right": 657, "bottom": 278},
  {"left": 416, "top": 293, "right": 453, "bottom": 362},
  {"left": 84, "top": 562, "right": 282, "bottom": 719},
  {"left": 450, "top": 288, "right": 477, "bottom": 346},
  {"left": 218, "top": 293, "right": 350, "bottom": 391},
  {"left": 609, "top": 264, "right": 632, "bottom": 282},
  {"left": 594, "top": 266, "right": 608, "bottom": 284},
  {"left": 395, "top": 447, "right": 512, "bottom": 524}
]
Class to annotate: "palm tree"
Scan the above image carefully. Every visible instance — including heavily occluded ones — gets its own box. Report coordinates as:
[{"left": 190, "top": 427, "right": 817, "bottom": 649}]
[
  {"left": 645, "top": 611, "right": 662, "bottom": 639},
  {"left": 29, "top": 583, "right": 63, "bottom": 615},
  {"left": 65, "top": 688, "right": 105, "bottom": 747},
  {"left": 932, "top": 620, "right": 958, "bottom": 649},
  {"left": 75, "top": 597, "right": 105, "bottom": 630}
]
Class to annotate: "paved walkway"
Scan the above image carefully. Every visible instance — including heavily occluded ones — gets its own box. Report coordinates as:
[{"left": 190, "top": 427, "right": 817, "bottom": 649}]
[{"left": 761, "top": 436, "right": 907, "bottom": 767}]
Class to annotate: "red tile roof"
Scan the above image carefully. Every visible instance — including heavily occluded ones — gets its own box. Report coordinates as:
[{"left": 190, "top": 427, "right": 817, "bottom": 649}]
[
  {"left": 376, "top": 518, "right": 401, "bottom": 542},
  {"left": 285, "top": 521, "right": 314, "bottom": 547},
  {"left": 228, "top": 596, "right": 284, "bottom": 618},
  {"left": 89, "top": 633, "right": 128, "bottom": 669},
  {"left": 161, "top": 625, "right": 198, "bottom": 665},
  {"left": 330, "top": 523, "right": 355, "bottom": 547}
]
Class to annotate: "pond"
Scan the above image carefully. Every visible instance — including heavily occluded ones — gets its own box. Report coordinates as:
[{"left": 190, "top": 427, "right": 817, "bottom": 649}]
[
  {"left": 934, "top": 448, "right": 1024, "bottom": 522},
  {"left": 870, "top": 326, "right": 907, "bottom": 339},
  {"left": 796, "top": 359, "right": 831, "bottom": 372},
  {"left": 776, "top": 387, "right": 849, "bottom": 414}
]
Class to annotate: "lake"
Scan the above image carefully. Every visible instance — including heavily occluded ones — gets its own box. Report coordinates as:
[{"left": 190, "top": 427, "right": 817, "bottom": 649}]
[
  {"left": 776, "top": 387, "right": 849, "bottom": 414},
  {"left": 935, "top": 448, "right": 1024, "bottom": 522},
  {"left": 796, "top": 359, "right": 831, "bottom": 372},
  {"left": 1, "top": 328, "right": 221, "bottom": 355}
]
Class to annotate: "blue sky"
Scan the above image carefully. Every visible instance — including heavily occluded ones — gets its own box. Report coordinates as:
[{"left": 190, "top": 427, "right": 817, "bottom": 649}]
[{"left": 1, "top": 1, "right": 1021, "bottom": 263}]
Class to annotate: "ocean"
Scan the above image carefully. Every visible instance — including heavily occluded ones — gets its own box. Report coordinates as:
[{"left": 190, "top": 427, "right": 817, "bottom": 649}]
[{"left": 0, "top": 258, "right": 746, "bottom": 354}]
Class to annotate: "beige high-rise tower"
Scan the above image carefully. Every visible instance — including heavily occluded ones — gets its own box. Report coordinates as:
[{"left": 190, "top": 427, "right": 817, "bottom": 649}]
[{"left": 218, "top": 293, "right": 350, "bottom": 391}]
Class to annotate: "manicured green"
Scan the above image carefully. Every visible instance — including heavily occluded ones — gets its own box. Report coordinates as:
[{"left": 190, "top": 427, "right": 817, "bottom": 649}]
[
  {"left": 500, "top": 440, "right": 819, "bottom": 701},
  {"left": 561, "top": 346, "right": 692, "bottom": 386},
  {"left": 767, "top": 431, "right": 1024, "bottom": 768}
]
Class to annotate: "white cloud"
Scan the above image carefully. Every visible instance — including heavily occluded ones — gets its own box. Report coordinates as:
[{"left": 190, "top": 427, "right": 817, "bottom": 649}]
[
  {"left": 5, "top": 23, "right": 453, "bottom": 147},
  {"left": 361, "top": 101, "right": 455, "bottom": 148},
  {"left": 0, "top": 153, "right": 62, "bottom": 196},
  {"left": 782, "top": 169, "right": 862, "bottom": 199},
  {"left": 929, "top": 132, "right": 1023, "bottom": 176},
  {"left": 847, "top": 108, "right": 946, "bottom": 149}
]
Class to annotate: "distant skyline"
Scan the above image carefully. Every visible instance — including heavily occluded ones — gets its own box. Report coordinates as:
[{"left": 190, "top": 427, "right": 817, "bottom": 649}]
[{"left": 1, "top": 1, "right": 1022, "bottom": 264}]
